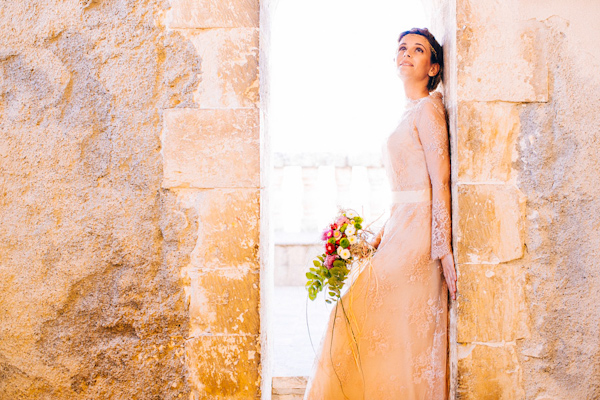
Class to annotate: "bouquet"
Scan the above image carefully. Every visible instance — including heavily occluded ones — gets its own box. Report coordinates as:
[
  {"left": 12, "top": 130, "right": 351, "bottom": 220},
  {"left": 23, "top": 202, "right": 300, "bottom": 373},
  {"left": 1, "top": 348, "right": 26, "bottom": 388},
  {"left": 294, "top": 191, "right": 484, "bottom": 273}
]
[{"left": 305, "top": 209, "right": 374, "bottom": 303}]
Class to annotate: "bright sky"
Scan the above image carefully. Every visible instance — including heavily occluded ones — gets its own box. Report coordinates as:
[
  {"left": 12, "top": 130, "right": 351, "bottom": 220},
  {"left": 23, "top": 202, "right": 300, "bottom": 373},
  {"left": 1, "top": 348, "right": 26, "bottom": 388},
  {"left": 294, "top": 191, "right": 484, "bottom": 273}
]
[{"left": 270, "top": 0, "right": 427, "bottom": 155}]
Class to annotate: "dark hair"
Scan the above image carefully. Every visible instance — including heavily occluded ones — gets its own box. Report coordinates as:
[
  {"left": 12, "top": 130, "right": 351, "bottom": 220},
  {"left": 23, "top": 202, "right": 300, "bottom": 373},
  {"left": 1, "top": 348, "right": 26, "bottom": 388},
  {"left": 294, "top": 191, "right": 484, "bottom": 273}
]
[{"left": 398, "top": 27, "right": 443, "bottom": 92}]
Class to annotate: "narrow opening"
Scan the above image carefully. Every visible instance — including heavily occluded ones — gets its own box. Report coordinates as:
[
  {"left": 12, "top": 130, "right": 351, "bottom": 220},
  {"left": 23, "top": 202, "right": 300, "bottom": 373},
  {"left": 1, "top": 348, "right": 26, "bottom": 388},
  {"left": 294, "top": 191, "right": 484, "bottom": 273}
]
[{"left": 268, "top": 0, "right": 428, "bottom": 392}]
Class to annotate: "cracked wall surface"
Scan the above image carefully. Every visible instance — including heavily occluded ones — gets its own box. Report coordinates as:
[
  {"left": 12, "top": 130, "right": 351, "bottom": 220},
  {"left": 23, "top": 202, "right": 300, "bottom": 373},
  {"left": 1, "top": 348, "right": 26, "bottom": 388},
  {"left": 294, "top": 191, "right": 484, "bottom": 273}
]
[
  {"left": 0, "top": 0, "right": 202, "bottom": 398},
  {"left": 515, "top": 3, "right": 600, "bottom": 399},
  {"left": 1, "top": 0, "right": 266, "bottom": 398}
]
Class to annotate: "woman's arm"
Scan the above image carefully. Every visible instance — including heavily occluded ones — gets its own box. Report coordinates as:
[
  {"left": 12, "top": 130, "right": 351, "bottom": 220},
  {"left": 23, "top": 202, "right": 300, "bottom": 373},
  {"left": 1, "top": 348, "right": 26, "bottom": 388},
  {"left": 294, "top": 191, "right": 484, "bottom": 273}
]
[{"left": 416, "top": 99, "right": 457, "bottom": 299}]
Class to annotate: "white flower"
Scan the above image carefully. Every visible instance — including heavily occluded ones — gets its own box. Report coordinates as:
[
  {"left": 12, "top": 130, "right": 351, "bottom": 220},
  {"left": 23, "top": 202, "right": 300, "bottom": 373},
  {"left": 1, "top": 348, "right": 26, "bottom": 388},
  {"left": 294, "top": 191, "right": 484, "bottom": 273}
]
[
  {"left": 337, "top": 246, "right": 343, "bottom": 255},
  {"left": 340, "top": 248, "right": 351, "bottom": 260},
  {"left": 348, "top": 235, "right": 357, "bottom": 245},
  {"left": 346, "top": 210, "right": 358, "bottom": 219},
  {"left": 345, "top": 225, "right": 356, "bottom": 236}
]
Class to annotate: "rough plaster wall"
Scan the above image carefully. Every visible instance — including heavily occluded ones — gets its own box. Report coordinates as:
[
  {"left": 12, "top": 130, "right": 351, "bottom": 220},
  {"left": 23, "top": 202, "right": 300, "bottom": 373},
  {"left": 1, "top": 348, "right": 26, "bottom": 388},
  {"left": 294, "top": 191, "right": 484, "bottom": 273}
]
[
  {"left": 516, "top": 3, "right": 600, "bottom": 398},
  {"left": 0, "top": 0, "right": 200, "bottom": 398}
]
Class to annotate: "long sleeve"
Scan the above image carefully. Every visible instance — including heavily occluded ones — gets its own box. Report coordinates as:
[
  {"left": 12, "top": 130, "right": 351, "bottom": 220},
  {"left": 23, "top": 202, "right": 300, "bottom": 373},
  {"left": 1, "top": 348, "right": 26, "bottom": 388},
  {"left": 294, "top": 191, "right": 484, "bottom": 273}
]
[{"left": 416, "top": 99, "right": 452, "bottom": 260}]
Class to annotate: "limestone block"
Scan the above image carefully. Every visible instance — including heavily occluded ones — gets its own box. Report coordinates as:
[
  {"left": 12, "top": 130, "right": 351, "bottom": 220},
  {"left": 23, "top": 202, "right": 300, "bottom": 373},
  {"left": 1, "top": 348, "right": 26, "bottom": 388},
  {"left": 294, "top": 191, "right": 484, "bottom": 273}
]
[
  {"left": 179, "top": 188, "right": 260, "bottom": 271},
  {"left": 187, "top": 334, "right": 261, "bottom": 399},
  {"left": 189, "top": 268, "right": 260, "bottom": 336},
  {"left": 187, "top": 28, "right": 259, "bottom": 108},
  {"left": 457, "top": 343, "right": 525, "bottom": 399},
  {"left": 272, "top": 376, "right": 308, "bottom": 398},
  {"left": 162, "top": 108, "right": 260, "bottom": 188},
  {"left": 457, "top": 101, "right": 520, "bottom": 182},
  {"left": 168, "top": 0, "right": 259, "bottom": 28},
  {"left": 457, "top": 264, "right": 529, "bottom": 343},
  {"left": 177, "top": 188, "right": 260, "bottom": 336},
  {"left": 456, "top": 184, "right": 526, "bottom": 264},
  {"left": 456, "top": 0, "right": 548, "bottom": 102}
]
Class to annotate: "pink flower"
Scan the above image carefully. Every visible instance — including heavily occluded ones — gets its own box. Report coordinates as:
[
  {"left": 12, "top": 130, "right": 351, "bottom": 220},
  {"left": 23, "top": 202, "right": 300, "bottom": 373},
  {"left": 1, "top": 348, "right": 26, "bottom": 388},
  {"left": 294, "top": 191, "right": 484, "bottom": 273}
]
[
  {"left": 336, "top": 216, "right": 350, "bottom": 225},
  {"left": 324, "top": 255, "right": 336, "bottom": 269},
  {"left": 321, "top": 229, "right": 333, "bottom": 241}
]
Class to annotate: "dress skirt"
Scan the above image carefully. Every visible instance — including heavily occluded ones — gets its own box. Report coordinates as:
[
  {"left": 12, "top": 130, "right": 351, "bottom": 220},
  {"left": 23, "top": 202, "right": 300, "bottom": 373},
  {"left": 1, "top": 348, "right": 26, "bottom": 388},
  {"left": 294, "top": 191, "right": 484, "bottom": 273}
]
[{"left": 303, "top": 188, "right": 448, "bottom": 400}]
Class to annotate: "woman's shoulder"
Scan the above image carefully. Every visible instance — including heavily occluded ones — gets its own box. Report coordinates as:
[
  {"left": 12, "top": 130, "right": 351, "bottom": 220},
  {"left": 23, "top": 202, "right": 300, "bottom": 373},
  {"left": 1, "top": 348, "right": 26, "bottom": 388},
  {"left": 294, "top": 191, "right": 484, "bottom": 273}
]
[
  {"left": 424, "top": 91, "right": 443, "bottom": 105},
  {"left": 417, "top": 91, "right": 445, "bottom": 116},
  {"left": 430, "top": 91, "right": 443, "bottom": 100}
]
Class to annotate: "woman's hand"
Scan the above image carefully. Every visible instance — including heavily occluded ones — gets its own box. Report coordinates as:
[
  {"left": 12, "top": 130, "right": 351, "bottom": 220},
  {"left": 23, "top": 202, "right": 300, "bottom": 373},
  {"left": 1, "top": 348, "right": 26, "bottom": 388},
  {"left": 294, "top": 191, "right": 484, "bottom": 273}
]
[
  {"left": 370, "top": 236, "right": 382, "bottom": 250},
  {"left": 440, "top": 252, "right": 457, "bottom": 300},
  {"left": 370, "top": 226, "right": 385, "bottom": 250}
]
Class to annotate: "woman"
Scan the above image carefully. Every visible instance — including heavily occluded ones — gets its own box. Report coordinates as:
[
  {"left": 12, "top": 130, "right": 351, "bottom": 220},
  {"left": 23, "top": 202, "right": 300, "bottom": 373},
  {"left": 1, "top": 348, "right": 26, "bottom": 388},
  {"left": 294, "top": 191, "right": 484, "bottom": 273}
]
[{"left": 303, "top": 27, "right": 457, "bottom": 399}]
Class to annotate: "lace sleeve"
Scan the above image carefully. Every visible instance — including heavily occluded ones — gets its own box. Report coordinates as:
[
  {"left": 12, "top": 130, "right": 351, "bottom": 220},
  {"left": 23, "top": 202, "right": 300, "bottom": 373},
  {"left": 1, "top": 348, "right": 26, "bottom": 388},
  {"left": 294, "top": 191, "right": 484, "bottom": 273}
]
[{"left": 416, "top": 99, "right": 452, "bottom": 260}]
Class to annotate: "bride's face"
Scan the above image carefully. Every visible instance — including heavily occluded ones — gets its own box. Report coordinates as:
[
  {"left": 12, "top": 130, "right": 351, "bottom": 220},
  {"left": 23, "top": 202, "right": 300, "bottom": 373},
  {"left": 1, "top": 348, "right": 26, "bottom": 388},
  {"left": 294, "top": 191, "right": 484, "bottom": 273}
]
[{"left": 395, "top": 34, "right": 438, "bottom": 83}]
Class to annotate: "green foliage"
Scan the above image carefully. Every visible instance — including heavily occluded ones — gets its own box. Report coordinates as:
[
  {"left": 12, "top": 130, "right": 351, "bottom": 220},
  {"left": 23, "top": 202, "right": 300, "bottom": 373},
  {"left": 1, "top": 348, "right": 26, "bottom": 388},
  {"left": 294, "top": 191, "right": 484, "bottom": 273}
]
[{"left": 305, "top": 253, "right": 350, "bottom": 303}]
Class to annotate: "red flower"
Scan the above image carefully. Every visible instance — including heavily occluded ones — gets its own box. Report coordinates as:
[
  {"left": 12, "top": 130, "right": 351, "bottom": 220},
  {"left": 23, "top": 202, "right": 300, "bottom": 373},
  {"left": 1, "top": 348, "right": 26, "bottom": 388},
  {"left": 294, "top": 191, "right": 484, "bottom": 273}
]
[{"left": 325, "top": 242, "right": 335, "bottom": 255}]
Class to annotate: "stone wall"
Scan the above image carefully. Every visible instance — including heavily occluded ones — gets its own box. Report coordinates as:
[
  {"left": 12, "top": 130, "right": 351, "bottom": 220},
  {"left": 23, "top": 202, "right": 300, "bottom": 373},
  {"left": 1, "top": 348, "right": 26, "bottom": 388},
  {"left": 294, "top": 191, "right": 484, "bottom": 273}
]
[
  {"left": 157, "top": 0, "right": 267, "bottom": 398},
  {"left": 0, "top": 0, "right": 200, "bottom": 398},
  {"left": 427, "top": 0, "right": 600, "bottom": 398},
  {"left": 3, "top": 0, "right": 599, "bottom": 398},
  {"left": 515, "top": 3, "right": 600, "bottom": 399},
  {"left": 0, "top": 0, "right": 266, "bottom": 399}
]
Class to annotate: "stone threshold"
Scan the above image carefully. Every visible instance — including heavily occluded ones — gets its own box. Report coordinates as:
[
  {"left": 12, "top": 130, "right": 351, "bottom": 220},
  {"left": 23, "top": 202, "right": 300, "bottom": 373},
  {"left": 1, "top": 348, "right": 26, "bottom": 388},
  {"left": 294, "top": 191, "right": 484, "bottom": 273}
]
[{"left": 272, "top": 376, "right": 308, "bottom": 400}]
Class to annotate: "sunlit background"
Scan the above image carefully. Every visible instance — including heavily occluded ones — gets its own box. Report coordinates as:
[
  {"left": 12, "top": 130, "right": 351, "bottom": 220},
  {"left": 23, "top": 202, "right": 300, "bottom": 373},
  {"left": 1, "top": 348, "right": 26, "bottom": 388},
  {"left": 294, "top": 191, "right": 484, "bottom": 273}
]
[
  {"left": 270, "top": 0, "right": 428, "bottom": 378},
  {"left": 271, "top": 0, "right": 427, "bottom": 155}
]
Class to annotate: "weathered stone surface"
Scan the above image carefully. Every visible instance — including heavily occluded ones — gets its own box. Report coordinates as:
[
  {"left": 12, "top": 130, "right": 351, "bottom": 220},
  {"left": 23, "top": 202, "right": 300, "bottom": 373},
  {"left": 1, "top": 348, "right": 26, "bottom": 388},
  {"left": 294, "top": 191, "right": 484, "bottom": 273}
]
[
  {"left": 456, "top": 0, "right": 548, "bottom": 102},
  {"left": 431, "top": 0, "right": 600, "bottom": 398},
  {"left": 178, "top": 188, "right": 260, "bottom": 271},
  {"left": 457, "top": 101, "right": 520, "bottom": 182},
  {"left": 272, "top": 376, "right": 308, "bottom": 395},
  {"left": 185, "top": 28, "right": 259, "bottom": 108},
  {"left": 187, "top": 335, "right": 261, "bottom": 399},
  {"left": 189, "top": 269, "right": 260, "bottom": 336},
  {"left": 272, "top": 376, "right": 308, "bottom": 399},
  {"left": 176, "top": 188, "right": 261, "bottom": 335},
  {"left": 457, "top": 344, "right": 525, "bottom": 399},
  {"left": 456, "top": 184, "right": 526, "bottom": 264},
  {"left": 514, "top": 6, "right": 600, "bottom": 399},
  {"left": 457, "top": 264, "right": 529, "bottom": 343},
  {"left": 162, "top": 108, "right": 260, "bottom": 189},
  {"left": 168, "top": 0, "right": 259, "bottom": 28},
  {"left": 0, "top": 0, "right": 201, "bottom": 398}
]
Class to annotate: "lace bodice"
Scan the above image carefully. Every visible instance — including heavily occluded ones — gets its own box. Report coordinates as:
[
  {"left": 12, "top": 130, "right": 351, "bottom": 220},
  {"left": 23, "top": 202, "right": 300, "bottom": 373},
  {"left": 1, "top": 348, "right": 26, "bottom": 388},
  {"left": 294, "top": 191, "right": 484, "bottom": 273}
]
[{"left": 382, "top": 91, "right": 452, "bottom": 260}]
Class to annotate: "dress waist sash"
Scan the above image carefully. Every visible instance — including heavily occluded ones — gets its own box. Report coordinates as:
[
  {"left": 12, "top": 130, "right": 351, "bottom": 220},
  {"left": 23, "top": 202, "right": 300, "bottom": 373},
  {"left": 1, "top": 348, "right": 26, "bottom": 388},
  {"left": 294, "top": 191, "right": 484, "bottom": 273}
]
[{"left": 391, "top": 188, "right": 431, "bottom": 203}]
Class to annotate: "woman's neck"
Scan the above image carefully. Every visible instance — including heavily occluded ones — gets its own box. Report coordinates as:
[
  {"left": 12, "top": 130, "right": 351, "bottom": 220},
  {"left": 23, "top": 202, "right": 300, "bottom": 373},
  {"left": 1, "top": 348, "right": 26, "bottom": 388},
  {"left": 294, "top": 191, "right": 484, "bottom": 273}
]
[{"left": 402, "top": 82, "right": 430, "bottom": 100}]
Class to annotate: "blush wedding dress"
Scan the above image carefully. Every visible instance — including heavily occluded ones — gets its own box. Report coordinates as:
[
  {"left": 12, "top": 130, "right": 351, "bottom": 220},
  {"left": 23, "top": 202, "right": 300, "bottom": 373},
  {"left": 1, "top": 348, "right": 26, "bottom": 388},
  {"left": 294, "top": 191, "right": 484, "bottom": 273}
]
[{"left": 303, "top": 90, "right": 452, "bottom": 400}]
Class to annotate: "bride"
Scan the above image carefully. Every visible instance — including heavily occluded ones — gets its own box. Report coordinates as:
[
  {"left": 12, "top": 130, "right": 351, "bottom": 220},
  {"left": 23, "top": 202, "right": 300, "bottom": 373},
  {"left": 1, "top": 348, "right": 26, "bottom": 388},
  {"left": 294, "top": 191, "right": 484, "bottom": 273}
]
[{"left": 303, "top": 27, "right": 457, "bottom": 399}]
